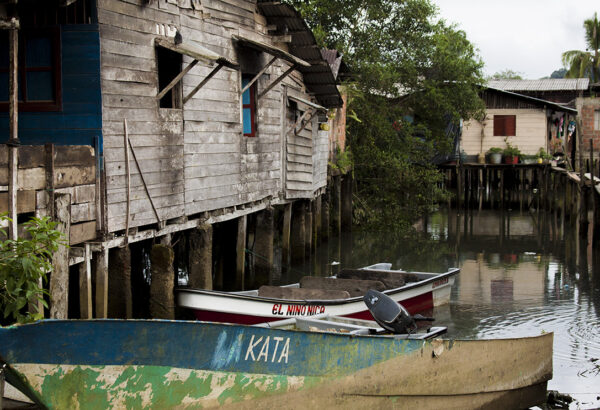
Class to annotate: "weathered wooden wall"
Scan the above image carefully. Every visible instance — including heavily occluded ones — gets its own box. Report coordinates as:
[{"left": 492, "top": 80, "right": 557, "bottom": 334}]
[
  {"left": 97, "top": 0, "right": 326, "bottom": 233},
  {"left": 462, "top": 108, "right": 547, "bottom": 156},
  {"left": 0, "top": 144, "right": 97, "bottom": 245}
]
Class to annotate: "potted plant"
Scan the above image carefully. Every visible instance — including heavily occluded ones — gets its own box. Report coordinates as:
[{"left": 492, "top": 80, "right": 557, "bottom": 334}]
[
  {"left": 537, "top": 147, "right": 552, "bottom": 164},
  {"left": 521, "top": 154, "right": 537, "bottom": 165},
  {"left": 502, "top": 142, "right": 521, "bottom": 164},
  {"left": 488, "top": 147, "right": 503, "bottom": 164}
]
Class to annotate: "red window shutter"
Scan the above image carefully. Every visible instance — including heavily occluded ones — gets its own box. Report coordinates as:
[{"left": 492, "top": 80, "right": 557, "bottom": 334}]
[{"left": 493, "top": 115, "right": 516, "bottom": 136}]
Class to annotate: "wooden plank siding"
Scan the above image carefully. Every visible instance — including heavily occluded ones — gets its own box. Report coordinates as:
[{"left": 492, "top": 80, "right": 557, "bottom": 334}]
[
  {"left": 97, "top": 0, "right": 328, "bottom": 233},
  {"left": 462, "top": 108, "right": 547, "bottom": 156}
]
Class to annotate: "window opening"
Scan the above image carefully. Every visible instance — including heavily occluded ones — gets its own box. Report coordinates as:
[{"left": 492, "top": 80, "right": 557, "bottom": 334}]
[
  {"left": 0, "top": 28, "right": 61, "bottom": 111},
  {"left": 157, "top": 46, "right": 182, "bottom": 109},
  {"left": 242, "top": 74, "right": 257, "bottom": 137},
  {"left": 493, "top": 115, "right": 516, "bottom": 136}
]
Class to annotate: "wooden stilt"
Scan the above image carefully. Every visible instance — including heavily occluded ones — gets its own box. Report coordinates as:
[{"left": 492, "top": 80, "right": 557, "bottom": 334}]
[
  {"left": 49, "top": 194, "right": 71, "bottom": 319},
  {"left": 79, "top": 243, "right": 93, "bottom": 319}
]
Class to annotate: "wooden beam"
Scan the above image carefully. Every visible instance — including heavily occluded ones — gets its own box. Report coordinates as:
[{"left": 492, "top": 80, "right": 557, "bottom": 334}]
[
  {"left": 0, "top": 17, "right": 19, "bottom": 30},
  {"left": 79, "top": 243, "right": 93, "bottom": 319},
  {"left": 8, "top": 27, "right": 18, "bottom": 240},
  {"left": 183, "top": 63, "right": 223, "bottom": 104},
  {"left": 94, "top": 247, "right": 109, "bottom": 318},
  {"left": 49, "top": 194, "right": 71, "bottom": 319},
  {"left": 128, "top": 138, "right": 161, "bottom": 223},
  {"left": 123, "top": 120, "right": 131, "bottom": 240},
  {"left": 156, "top": 59, "right": 198, "bottom": 101},
  {"left": 258, "top": 65, "right": 296, "bottom": 100},
  {"left": 241, "top": 56, "right": 277, "bottom": 95}
]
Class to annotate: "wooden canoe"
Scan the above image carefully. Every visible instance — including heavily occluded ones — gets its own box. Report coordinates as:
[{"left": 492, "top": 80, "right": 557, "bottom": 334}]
[
  {"left": 0, "top": 319, "right": 552, "bottom": 409},
  {"left": 176, "top": 264, "right": 460, "bottom": 324}
]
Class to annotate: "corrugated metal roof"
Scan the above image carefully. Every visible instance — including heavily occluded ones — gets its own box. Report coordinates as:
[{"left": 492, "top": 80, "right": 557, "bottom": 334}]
[
  {"left": 487, "top": 78, "right": 589, "bottom": 92},
  {"left": 485, "top": 86, "right": 578, "bottom": 113},
  {"left": 257, "top": 1, "right": 343, "bottom": 108}
]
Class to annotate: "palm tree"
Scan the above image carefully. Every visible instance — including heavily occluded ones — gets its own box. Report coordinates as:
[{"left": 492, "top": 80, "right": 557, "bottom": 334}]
[{"left": 562, "top": 12, "right": 600, "bottom": 82}]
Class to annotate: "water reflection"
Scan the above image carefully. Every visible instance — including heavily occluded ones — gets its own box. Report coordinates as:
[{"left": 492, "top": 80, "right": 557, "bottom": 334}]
[{"left": 292, "top": 208, "right": 600, "bottom": 408}]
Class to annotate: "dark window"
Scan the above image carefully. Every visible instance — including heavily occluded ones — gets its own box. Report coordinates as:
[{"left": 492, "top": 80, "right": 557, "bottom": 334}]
[
  {"left": 157, "top": 46, "right": 182, "bottom": 109},
  {"left": 493, "top": 115, "right": 516, "bottom": 136},
  {"left": 242, "top": 74, "right": 257, "bottom": 137},
  {"left": 0, "top": 28, "right": 61, "bottom": 111}
]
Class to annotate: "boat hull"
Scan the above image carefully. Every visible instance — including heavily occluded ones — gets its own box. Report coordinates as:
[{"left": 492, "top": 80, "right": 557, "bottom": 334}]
[
  {"left": 177, "top": 269, "right": 458, "bottom": 325},
  {"left": 0, "top": 320, "right": 552, "bottom": 409}
]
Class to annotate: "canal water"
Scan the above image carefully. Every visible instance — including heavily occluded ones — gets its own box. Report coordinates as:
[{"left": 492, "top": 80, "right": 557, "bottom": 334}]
[{"left": 282, "top": 207, "right": 600, "bottom": 409}]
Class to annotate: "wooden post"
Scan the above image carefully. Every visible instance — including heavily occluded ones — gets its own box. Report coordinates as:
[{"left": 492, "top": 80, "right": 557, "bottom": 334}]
[
  {"left": 282, "top": 203, "right": 292, "bottom": 266},
  {"left": 291, "top": 201, "right": 306, "bottom": 264},
  {"left": 149, "top": 242, "right": 175, "bottom": 319},
  {"left": 330, "top": 175, "right": 341, "bottom": 236},
  {"left": 457, "top": 166, "right": 462, "bottom": 209},
  {"left": 591, "top": 140, "right": 600, "bottom": 246},
  {"left": 321, "top": 192, "right": 330, "bottom": 242},
  {"left": 305, "top": 201, "right": 313, "bottom": 258},
  {"left": 578, "top": 118, "right": 587, "bottom": 237},
  {"left": 108, "top": 246, "right": 132, "bottom": 319},
  {"left": 341, "top": 172, "right": 352, "bottom": 231},
  {"left": 49, "top": 194, "right": 71, "bottom": 319},
  {"left": 235, "top": 215, "right": 247, "bottom": 290},
  {"left": 8, "top": 26, "right": 18, "bottom": 240},
  {"left": 79, "top": 243, "right": 93, "bottom": 319},
  {"left": 500, "top": 169, "right": 505, "bottom": 209},
  {"left": 313, "top": 195, "right": 322, "bottom": 246},
  {"left": 188, "top": 224, "right": 213, "bottom": 289},
  {"left": 254, "top": 208, "right": 274, "bottom": 288},
  {"left": 95, "top": 247, "right": 109, "bottom": 318}
]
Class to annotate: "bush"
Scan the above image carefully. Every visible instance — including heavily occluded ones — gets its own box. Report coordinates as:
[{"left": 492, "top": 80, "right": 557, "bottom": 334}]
[{"left": 0, "top": 215, "right": 66, "bottom": 324}]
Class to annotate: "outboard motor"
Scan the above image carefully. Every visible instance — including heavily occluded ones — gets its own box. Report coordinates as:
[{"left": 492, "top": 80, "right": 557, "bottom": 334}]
[{"left": 364, "top": 289, "right": 433, "bottom": 334}]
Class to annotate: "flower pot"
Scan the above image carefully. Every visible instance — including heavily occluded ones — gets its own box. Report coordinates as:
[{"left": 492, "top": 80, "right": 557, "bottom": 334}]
[
  {"left": 503, "top": 155, "right": 518, "bottom": 165},
  {"left": 477, "top": 153, "right": 486, "bottom": 164},
  {"left": 489, "top": 152, "right": 502, "bottom": 164}
]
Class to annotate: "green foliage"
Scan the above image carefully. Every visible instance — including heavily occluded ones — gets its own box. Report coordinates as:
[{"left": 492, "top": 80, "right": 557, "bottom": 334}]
[
  {"left": 0, "top": 215, "right": 66, "bottom": 324},
  {"left": 502, "top": 141, "right": 521, "bottom": 157},
  {"left": 287, "top": 0, "right": 485, "bottom": 229},
  {"left": 488, "top": 69, "right": 523, "bottom": 80},
  {"left": 537, "top": 148, "right": 553, "bottom": 160},
  {"left": 488, "top": 147, "right": 503, "bottom": 154},
  {"left": 329, "top": 147, "right": 353, "bottom": 171},
  {"left": 562, "top": 12, "right": 600, "bottom": 82}
]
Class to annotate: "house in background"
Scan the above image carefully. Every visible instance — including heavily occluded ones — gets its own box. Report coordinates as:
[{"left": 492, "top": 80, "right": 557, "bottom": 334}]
[
  {"left": 460, "top": 86, "right": 577, "bottom": 162},
  {"left": 0, "top": 0, "right": 347, "bottom": 320}
]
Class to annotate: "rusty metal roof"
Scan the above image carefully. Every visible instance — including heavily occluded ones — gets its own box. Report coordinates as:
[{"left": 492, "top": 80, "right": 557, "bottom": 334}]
[
  {"left": 487, "top": 78, "right": 590, "bottom": 92},
  {"left": 257, "top": 1, "right": 343, "bottom": 108}
]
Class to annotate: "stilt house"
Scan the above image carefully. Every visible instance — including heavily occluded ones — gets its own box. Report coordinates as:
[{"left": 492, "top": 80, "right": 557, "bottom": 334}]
[{"left": 0, "top": 0, "right": 345, "bottom": 319}]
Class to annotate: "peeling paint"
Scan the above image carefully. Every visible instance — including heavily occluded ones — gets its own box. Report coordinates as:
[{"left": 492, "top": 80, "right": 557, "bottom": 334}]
[{"left": 14, "top": 364, "right": 316, "bottom": 409}]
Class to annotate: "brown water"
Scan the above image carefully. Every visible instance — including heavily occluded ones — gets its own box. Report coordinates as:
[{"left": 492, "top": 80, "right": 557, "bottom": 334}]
[{"left": 282, "top": 207, "right": 600, "bottom": 409}]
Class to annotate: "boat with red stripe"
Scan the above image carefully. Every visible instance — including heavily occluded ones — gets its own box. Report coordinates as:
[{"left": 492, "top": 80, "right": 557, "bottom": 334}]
[{"left": 176, "top": 263, "right": 459, "bottom": 325}]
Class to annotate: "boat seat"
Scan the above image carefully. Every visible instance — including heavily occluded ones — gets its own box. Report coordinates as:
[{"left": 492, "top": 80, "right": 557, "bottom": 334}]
[
  {"left": 338, "top": 269, "right": 419, "bottom": 289},
  {"left": 258, "top": 286, "right": 351, "bottom": 300},
  {"left": 299, "top": 276, "right": 385, "bottom": 297}
]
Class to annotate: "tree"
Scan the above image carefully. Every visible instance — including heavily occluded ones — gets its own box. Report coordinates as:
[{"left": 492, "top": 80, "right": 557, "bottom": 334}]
[
  {"left": 550, "top": 68, "right": 567, "bottom": 79},
  {"left": 562, "top": 12, "right": 600, "bottom": 82},
  {"left": 0, "top": 215, "right": 66, "bottom": 324},
  {"left": 288, "top": 0, "right": 485, "bottom": 229},
  {"left": 488, "top": 69, "right": 523, "bottom": 80}
]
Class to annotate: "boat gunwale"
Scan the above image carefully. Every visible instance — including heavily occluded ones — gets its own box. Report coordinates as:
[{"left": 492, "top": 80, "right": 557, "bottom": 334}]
[{"left": 175, "top": 268, "right": 460, "bottom": 306}]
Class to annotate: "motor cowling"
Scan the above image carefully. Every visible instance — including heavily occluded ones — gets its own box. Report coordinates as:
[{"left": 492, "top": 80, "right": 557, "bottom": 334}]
[{"left": 363, "top": 289, "right": 416, "bottom": 334}]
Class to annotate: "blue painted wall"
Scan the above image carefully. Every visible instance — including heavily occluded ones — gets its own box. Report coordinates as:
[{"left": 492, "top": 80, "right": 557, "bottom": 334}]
[{"left": 0, "top": 25, "right": 102, "bottom": 150}]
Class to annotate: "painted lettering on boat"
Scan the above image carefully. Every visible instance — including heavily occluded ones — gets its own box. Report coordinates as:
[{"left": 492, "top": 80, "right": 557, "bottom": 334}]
[
  {"left": 432, "top": 277, "right": 449, "bottom": 288},
  {"left": 271, "top": 304, "right": 325, "bottom": 316},
  {"left": 245, "top": 335, "right": 290, "bottom": 363}
]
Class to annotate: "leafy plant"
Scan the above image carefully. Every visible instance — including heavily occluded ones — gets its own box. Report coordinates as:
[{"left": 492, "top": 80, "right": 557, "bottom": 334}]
[
  {"left": 502, "top": 140, "right": 521, "bottom": 157},
  {"left": 537, "top": 147, "right": 552, "bottom": 160},
  {"left": 0, "top": 215, "right": 66, "bottom": 324},
  {"left": 329, "top": 146, "right": 353, "bottom": 171},
  {"left": 488, "top": 147, "right": 503, "bottom": 154}
]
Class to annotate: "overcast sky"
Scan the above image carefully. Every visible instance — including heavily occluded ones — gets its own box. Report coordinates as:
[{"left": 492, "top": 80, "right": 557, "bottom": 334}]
[{"left": 430, "top": 0, "right": 599, "bottom": 79}]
